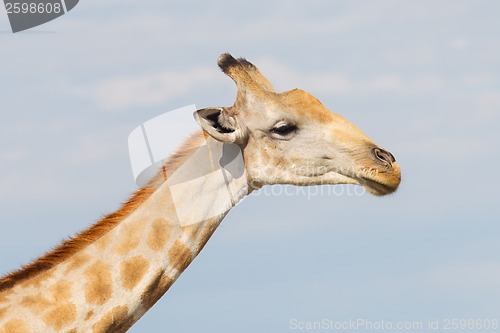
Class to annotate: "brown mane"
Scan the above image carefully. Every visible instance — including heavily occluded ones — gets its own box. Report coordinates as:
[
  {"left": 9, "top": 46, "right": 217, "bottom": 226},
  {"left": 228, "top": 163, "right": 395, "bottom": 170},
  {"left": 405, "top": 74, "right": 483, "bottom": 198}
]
[{"left": 0, "top": 130, "right": 206, "bottom": 292}]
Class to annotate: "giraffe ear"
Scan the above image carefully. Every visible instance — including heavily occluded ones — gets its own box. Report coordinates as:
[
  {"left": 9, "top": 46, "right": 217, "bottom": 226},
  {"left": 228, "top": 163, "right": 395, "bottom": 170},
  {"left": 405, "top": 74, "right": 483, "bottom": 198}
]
[{"left": 194, "top": 108, "right": 238, "bottom": 143}]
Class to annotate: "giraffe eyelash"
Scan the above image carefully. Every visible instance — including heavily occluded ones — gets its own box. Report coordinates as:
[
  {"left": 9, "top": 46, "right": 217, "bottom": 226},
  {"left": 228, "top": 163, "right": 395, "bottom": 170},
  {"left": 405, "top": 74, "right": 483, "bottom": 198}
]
[{"left": 270, "top": 124, "right": 298, "bottom": 137}]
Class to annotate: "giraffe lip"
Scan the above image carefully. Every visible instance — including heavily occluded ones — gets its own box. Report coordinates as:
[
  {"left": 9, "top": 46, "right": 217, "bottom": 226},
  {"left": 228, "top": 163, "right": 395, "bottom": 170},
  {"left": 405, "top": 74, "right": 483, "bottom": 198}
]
[
  {"left": 350, "top": 161, "right": 401, "bottom": 196},
  {"left": 358, "top": 177, "right": 398, "bottom": 196}
]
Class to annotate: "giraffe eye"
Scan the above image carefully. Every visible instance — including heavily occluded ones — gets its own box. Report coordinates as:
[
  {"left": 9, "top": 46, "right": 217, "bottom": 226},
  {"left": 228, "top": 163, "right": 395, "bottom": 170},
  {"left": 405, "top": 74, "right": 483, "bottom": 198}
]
[{"left": 270, "top": 124, "right": 298, "bottom": 136}]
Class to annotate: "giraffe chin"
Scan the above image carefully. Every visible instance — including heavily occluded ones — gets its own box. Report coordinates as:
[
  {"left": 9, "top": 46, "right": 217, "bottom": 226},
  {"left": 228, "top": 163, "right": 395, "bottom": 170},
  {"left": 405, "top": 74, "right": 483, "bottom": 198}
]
[
  {"left": 357, "top": 176, "right": 401, "bottom": 196},
  {"left": 351, "top": 160, "right": 401, "bottom": 196},
  {"left": 316, "top": 167, "right": 400, "bottom": 196}
]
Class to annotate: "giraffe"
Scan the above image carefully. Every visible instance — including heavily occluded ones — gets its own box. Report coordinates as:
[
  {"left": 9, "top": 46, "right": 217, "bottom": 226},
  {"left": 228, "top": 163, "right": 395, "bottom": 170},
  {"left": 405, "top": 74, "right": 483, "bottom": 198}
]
[{"left": 0, "top": 54, "right": 401, "bottom": 332}]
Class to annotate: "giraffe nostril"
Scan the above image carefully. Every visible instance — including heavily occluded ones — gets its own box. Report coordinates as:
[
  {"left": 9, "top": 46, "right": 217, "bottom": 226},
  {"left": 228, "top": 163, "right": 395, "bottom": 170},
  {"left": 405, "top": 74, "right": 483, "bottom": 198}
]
[{"left": 372, "top": 148, "right": 395, "bottom": 167}]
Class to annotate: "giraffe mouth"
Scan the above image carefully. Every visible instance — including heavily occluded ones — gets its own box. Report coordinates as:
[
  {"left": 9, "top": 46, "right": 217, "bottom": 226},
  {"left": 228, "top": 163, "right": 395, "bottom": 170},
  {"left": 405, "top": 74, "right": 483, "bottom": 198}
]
[
  {"left": 355, "top": 163, "right": 401, "bottom": 196},
  {"left": 358, "top": 177, "right": 399, "bottom": 196}
]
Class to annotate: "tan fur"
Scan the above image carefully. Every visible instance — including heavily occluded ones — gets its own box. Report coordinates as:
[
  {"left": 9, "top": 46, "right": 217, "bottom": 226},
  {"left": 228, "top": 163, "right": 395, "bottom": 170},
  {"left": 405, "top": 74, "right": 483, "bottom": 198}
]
[
  {"left": 19, "top": 270, "right": 55, "bottom": 290},
  {"left": 236, "top": 57, "right": 276, "bottom": 93},
  {"left": 218, "top": 53, "right": 272, "bottom": 103},
  {"left": 42, "top": 303, "right": 77, "bottom": 330},
  {"left": 85, "top": 310, "right": 94, "bottom": 321},
  {"left": 113, "top": 217, "right": 146, "bottom": 255},
  {"left": 0, "top": 291, "right": 12, "bottom": 304},
  {"left": 140, "top": 270, "right": 173, "bottom": 311},
  {"left": 84, "top": 260, "right": 112, "bottom": 306},
  {"left": 0, "top": 308, "right": 6, "bottom": 321},
  {"left": 92, "top": 305, "right": 131, "bottom": 333},
  {"left": 49, "top": 280, "right": 72, "bottom": 302},
  {"left": 181, "top": 223, "right": 203, "bottom": 240},
  {"left": 147, "top": 218, "right": 171, "bottom": 252},
  {"left": 64, "top": 253, "right": 91, "bottom": 274},
  {"left": 196, "top": 220, "right": 221, "bottom": 252},
  {"left": 1, "top": 318, "right": 29, "bottom": 333},
  {"left": 120, "top": 256, "right": 149, "bottom": 290},
  {"left": 20, "top": 294, "right": 51, "bottom": 313},
  {"left": 167, "top": 240, "right": 193, "bottom": 272}
]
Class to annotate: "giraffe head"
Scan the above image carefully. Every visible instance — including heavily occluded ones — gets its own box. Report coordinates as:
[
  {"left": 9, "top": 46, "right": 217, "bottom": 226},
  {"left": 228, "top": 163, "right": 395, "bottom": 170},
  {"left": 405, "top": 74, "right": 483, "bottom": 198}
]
[{"left": 195, "top": 54, "right": 401, "bottom": 196}]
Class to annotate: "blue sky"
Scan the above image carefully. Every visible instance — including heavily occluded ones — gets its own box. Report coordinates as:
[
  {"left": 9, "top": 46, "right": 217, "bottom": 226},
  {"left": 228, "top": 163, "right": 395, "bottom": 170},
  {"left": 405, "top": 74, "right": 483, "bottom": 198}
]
[{"left": 1, "top": 1, "right": 499, "bottom": 332}]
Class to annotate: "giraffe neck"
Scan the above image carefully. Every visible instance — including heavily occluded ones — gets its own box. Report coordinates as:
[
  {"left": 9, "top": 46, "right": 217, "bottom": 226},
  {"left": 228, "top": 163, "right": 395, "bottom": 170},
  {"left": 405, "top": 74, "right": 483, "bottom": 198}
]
[{"left": 0, "top": 134, "right": 249, "bottom": 333}]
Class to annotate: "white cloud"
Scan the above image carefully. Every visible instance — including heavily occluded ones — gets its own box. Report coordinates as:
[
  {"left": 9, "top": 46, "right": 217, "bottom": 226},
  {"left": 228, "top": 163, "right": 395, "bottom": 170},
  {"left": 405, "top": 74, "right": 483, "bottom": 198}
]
[
  {"left": 382, "top": 44, "right": 438, "bottom": 66},
  {"left": 476, "top": 92, "right": 500, "bottom": 119},
  {"left": 424, "top": 261, "right": 500, "bottom": 292},
  {"left": 63, "top": 57, "right": 451, "bottom": 112},
  {"left": 460, "top": 74, "right": 492, "bottom": 86},
  {"left": 451, "top": 38, "right": 470, "bottom": 50},
  {"left": 238, "top": 1, "right": 383, "bottom": 39},
  {"left": 0, "top": 148, "right": 28, "bottom": 162},
  {"left": 66, "top": 127, "right": 126, "bottom": 165},
  {"left": 257, "top": 58, "right": 445, "bottom": 96},
  {"left": 364, "top": 75, "right": 403, "bottom": 93},
  {"left": 66, "top": 67, "right": 223, "bottom": 110}
]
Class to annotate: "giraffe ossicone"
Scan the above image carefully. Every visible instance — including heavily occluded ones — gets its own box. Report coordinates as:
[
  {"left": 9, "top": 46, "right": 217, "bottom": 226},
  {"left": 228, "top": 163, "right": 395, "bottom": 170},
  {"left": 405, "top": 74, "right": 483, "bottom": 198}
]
[{"left": 0, "top": 53, "right": 401, "bottom": 332}]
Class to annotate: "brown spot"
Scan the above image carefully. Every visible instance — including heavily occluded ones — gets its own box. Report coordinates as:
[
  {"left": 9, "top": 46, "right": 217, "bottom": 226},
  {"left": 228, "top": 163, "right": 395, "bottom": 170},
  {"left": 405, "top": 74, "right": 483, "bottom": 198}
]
[
  {"left": 65, "top": 252, "right": 91, "bottom": 273},
  {"left": 181, "top": 223, "right": 202, "bottom": 240},
  {"left": 1, "top": 319, "right": 29, "bottom": 333},
  {"left": 92, "top": 305, "right": 133, "bottom": 333},
  {"left": 113, "top": 217, "right": 145, "bottom": 255},
  {"left": 197, "top": 221, "right": 218, "bottom": 252},
  {"left": 50, "top": 280, "right": 73, "bottom": 303},
  {"left": 120, "top": 256, "right": 149, "bottom": 290},
  {"left": 20, "top": 295, "right": 52, "bottom": 314},
  {"left": 85, "top": 310, "right": 94, "bottom": 321},
  {"left": 43, "top": 303, "right": 76, "bottom": 330},
  {"left": 141, "top": 270, "right": 173, "bottom": 311},
  {"left": 0, "top": 307, "right": 7, "bottom": 321},
  {"left": 168, "top": 241, "right": 192, "bottom": 272},
  {"left": 67, "top": 329, "right": 78, "bottom": 333},
  {"left": 84, "top": 260, "right": 112, "bottom": 305},
  {"left": 147, "top": 218, "right": 171, "bottom": 252}
]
